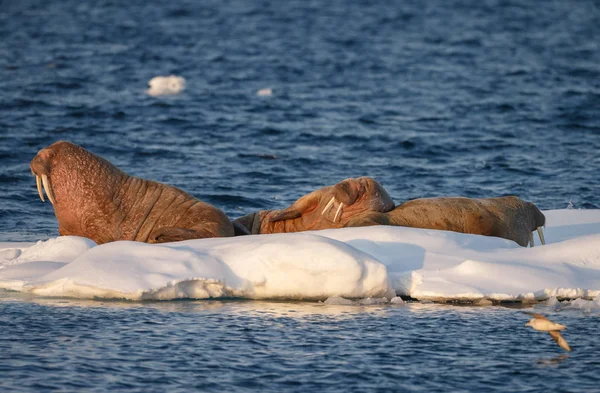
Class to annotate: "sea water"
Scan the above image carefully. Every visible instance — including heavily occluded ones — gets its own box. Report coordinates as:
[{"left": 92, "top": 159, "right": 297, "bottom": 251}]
[{"left": 1, "top": 293, "right": 600, "bottom": 392}]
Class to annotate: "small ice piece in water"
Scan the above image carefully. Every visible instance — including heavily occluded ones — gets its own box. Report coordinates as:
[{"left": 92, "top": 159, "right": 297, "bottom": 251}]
[
  {"left": 257, "top": 88, "right": 272, "bottom": 96},
  {"left": 147, "top": 75, "right": 186, "bottom": 96},
  {"left": 390, "top": 296, "right": 405, "bottom": 305},
  {"left": 546, "top": 296, "right": 560, "bottom": 307},
  {"left": 566, "top": 298, "right": 598, "bottom": 313},
  {"left": 324, "top": 296, "right": 354, "bottom": 305}
]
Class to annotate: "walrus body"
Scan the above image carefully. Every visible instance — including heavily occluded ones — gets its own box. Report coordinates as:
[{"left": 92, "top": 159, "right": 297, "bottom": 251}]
[
  {"left": 234, "top": 177, "right": 395, "bottom": 234},
  {"left": 346, "top": 196, "right": 546, "bottom": 247},
  {"left": 30, "top": 141, "right": 234, "bottom": 244}
]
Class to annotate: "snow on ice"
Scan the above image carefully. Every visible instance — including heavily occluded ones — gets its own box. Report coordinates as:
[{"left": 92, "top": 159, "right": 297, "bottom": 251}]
[{"left": 1, "top": 209, "right": 599, "bottom": 302}]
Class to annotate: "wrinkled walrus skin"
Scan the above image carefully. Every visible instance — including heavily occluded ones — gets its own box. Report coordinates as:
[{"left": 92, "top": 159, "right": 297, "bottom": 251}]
[
  {"left": 234, "top": 177, "right": 395, "bottom": 234},
  {"left": 345, "top": 196, "right": 546, "bottom": 247},
  {"left": 30, "top": 141, "right": 234, "bottom": 244}
]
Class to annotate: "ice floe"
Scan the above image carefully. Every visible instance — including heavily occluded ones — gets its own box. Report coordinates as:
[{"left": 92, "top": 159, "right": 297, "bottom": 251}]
[
  {"left": 146, "top": 75, "right": 186, "bottom": 96},
  {"left": 545, "top": 295, "right": 600, "bottom": 313},
  {"left": 257, "top": 87, "right": 273, "bottom": 96},
  {"left": 0, "top": 209, "right": 599, "bottom": 302}
]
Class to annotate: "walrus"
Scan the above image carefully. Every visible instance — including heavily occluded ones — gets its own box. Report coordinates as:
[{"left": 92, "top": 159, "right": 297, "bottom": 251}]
[
  {"left": 234, "top": 177, "right": 395, "bottom": 234},
  {"left": 30, "top": 141, "right": 235, "bottom": 244},
  {"left": 345, "top": 196, "right": 546, "bottom": 247}
]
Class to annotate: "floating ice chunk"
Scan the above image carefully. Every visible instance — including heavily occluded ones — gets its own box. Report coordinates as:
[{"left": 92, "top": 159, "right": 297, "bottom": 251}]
[
  {"left": 390, "top": 296, "right": 406, "bottom": 305},
  {"left": 1, "top": 209, "right": 600, "bottom": 302},
  {"left": 560, "top": 297, "right": 600, "bottom": 312},
  {"left": 1, "top": 233, "right": 393, "bottom": 301},
  {"left": 147, "top": 75, "right": 186, "bottom": 96},
  {"left": 257, "top": 88, "right": 272, "bottom": 96}
]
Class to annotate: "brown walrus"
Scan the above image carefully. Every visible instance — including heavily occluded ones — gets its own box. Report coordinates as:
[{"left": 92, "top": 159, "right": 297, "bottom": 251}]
[
  {"left": 345, "top": 196, "right": 546, "bottom": 247},
  {"left": 234, "top": 177, "right": 395, "bottom": 234},
  {"left": 30, "top": 141, "right": 234, "bottom": 244}
]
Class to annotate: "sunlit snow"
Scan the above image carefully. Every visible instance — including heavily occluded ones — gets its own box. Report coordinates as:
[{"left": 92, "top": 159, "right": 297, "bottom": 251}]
[{"left": 1, "top": 209, "right": 599, "bottom": 302}]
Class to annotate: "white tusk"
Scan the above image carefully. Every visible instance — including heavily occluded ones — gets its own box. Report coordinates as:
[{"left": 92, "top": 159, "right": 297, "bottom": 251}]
[
  {"left": 333, "top": 203, "right": 344, "bottom": 223},
  {"left": 41, "top": 174, "right": 56, "bottom": 205},
  {"left": 36, "top": 175, "right": 45, "bottom": 202},
  {"left": 537, "top": 226, "right": 546, "bottom": 245},
  {"left": 529, "top": 232, "right": 534, "bottom": 247},
  {"left": 322, "top": 197, "right": 336, "bottom": 215}
]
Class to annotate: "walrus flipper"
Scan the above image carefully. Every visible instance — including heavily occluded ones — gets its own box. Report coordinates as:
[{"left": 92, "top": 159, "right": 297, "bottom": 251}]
[
  {"left": 233, "top": 221, "right": 251, "bottom": 236},
  {"left": 233, "top": 213, "right": 262, "bottom": 234},
  {"left": 148, "top": 227, "right": 217, "bottom": 243},
  {"left": 268, "top": 209, "right": 302, "bottom": 222}
]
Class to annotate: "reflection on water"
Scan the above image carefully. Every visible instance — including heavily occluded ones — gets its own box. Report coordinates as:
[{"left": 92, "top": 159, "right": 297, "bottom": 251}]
[{"left": 536, "top": 355, "right": 570, "bottom": 367}]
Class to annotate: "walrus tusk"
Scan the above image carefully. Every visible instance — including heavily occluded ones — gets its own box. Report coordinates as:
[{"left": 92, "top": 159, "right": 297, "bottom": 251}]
[
  {"left": 41, "top": 174, "right": 56, "bottom": 205},
  {"left": 36, "top": 175, "right": 45, "bottom": 202},
  {"left": 334, "top": 203, "right": 344, "bottom": 222},
  {"left": 322, "top": 197, "right": 336, "bottom": 215},
  {"left": 529, "top": 232, "right": 534, "bottom": 247},
  {"left": 537, "top": 227, "right": 546, "bottom": 245}
]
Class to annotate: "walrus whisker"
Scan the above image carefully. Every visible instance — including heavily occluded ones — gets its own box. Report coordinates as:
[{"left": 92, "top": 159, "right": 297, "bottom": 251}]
[
  {"left": 529, "top": 232, "right": 534, "bottom": 247},
  {"left": 334, "top": 203, "right": 344, "bottom": 222},
  {"left": 36, "top": 175, "right": 45, "bottom": 202},
  {"left": 322, "top": 197, "right": 336, "bottom": 215},
  {"left": 41, "top": 174, "right": 55, "bottom": 205},
  {"left": 537, "top": 227, "right": 546, "bottom": 245}
]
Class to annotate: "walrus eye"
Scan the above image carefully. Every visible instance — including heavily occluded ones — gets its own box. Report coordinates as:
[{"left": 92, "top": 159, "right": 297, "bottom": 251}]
[
  {"left": 344, "top": 182, "right": 361, "bottom": 205},
  {"left": 335, "top": 182, "right": 355, "bottom": 204}
]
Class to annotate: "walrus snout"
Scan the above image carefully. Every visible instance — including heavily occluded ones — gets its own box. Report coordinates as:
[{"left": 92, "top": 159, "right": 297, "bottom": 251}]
[
  {"left": 334, "top": 179, "right": 363, "bottom": 206},
  {"left": 359, "top": 177, "right": 395, "bottom": 213},
  {"left": 30, "top": 148, "right": 53, "bottom": 176},
  {"left": 530, "top": 202, "right": 546, "bottom": 228},
  {"left": 30, "top": 148, "right": 56, "bottom": 204}
]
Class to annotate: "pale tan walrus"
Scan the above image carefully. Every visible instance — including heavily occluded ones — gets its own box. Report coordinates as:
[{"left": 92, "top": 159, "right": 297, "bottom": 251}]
[
  {"left": 233, "top": 177, "right": 395, "bottom": 234},
  {"left": 345, "top": 196, "right": 546, "bottom": 247},
  {"left": 30, "top": 141, "right": 234, "bottom": 244}
]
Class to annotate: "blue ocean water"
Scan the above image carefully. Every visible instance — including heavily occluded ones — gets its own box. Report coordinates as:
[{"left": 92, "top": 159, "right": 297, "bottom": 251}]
[
  {"left": 1, "top": 0, "right": 599, "bottom": 391},
  {"left": 1, "top": 293, "right": 600, "bottom": 393}
]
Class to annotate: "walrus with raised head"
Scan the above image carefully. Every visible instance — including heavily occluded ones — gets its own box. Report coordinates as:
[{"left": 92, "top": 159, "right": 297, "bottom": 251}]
[
  {"left": 30, "top": 141, "right": 234, "bottom": 244},
  {"left": 345, "top": 196, "right": 546, "bottom": 247},
  {"left": 234, "top": 177, "right": 395, "bottom": 234}
]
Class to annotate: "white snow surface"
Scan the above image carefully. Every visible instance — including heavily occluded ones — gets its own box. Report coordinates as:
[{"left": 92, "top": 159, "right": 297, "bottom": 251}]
[{"left": 1, "top": 209, "right": 599, "bottom": 302}]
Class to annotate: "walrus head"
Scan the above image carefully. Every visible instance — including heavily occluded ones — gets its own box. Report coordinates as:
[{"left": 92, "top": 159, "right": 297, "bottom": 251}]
[
  {"left": 267, "top": 177, "right": 395, "bottom": 228},
  {"left": 30, "top": 141, "right": 128, "bottom": 241}
]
